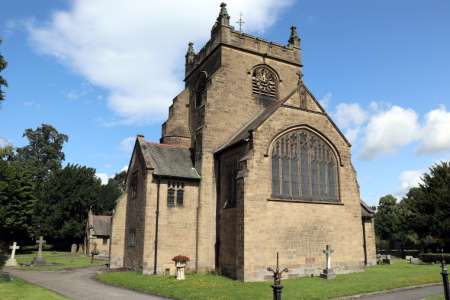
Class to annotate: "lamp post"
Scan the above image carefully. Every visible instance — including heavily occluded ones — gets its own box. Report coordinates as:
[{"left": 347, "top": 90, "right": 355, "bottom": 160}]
[
  {"left": 441, "top": 249, "right": 449, "bottom": 300},
  {"left": 267, "top": 252, "right": 288, "bottom": 300}
]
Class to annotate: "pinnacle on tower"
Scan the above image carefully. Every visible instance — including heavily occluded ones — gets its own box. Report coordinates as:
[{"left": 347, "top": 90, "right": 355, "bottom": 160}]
[
  {"left": 216, "top": 2, "right": 230, "bottom": 26},
  {"left": 185, "top": 42, "right": 195, "bottom": 65},
  {"left": 288, "top": 25, "right": 301, "bottom": 48}
]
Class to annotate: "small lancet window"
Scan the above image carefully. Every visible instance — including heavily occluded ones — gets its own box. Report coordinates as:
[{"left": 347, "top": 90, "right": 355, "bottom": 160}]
[
  {"left": 252, "top": 65, "right": 279, "bottom": 100},
  {"left": 128, "top": 228, "right": 136, "bottom": 247},
  {"left": 168, "top": 181, "right": 185, "bottom": 208},
  {"left": 271, "top": 128, "right": 339, "bottom": 202}
]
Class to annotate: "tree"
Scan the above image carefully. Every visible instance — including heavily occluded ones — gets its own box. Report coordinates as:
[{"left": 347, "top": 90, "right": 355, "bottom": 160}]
[
  {"left": 0, "top": 39, "right": 7, "bottom": 102},
  {"left": 96, "top": 178, "right": 122, "bottom": 213},
  {"left": 36, "top": 164, "right": 102, "bottom": 245},
  {"left": 374, "top": 195, "right": 401, "bottom": 249},
  {"left": 0, "top": 154, "right": 36, "bottom": 242},
  {"left": 16, "top": 124, "right": 68, "bottom": 198},
  {"left": 403, "top": 162, "right": 450, "bottom": 251},
  {"left": 112, "top": 170, "right": 127, "bottom": 192}
]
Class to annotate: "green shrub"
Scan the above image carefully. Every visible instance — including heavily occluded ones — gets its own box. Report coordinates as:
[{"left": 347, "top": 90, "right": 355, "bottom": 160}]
[
  {"left": 419, "top": 253, "right": 450, "bottom": 263},
  {"left": 0, "top": 241, "right": 7, "bottom": 268}
]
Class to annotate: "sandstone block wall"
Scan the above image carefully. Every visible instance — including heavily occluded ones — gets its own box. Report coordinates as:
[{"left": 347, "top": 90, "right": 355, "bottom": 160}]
[
  {"left": 240, "top": 106, "right": 365, "bottom": 281},
  {"left": 123, "top": 153, "right": 147, "bottom": 270},
  {"left": 110, "top": 192, "right": 127, "bottom": 269}
]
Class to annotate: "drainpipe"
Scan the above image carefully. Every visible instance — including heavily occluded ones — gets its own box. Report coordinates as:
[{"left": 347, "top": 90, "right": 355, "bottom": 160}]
[
  {"left": 362, "top": 219, "right": 368, "bottom": 266},
  {"left": 195, "top": 180, "right": 201, "bottom": 272},
  {"left": 154, "top": 176, "right": 161, "bottom": 275},
  {"left": 108, "top": 208, "right": 114, "bottom": 268}
]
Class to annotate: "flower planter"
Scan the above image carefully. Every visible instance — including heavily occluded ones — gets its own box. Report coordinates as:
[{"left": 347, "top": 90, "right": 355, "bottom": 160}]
[{"left": 175, "top": 261, "right": 186, "bottom": 280}]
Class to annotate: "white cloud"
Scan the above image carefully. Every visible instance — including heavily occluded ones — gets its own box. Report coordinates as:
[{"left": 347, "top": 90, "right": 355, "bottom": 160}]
[
  {"left": 417, "top": 106, "right": 450, "bottom": 154},
  {"left": 96, "top": 172, "right": 111, "bottom": 185},
  {"left": 344, "top": 128, "right": 360, "bottom": 144},
  {"left": 28, "top": 0, "right": 293, "bottom": 124},
  {"left": 0, "top": 137, "right": 11, "bottom": 148},
  {"left": 119, "top": 136, "right": 135, "bottom": 154},
  {"left": 399, "top": 169, "right": 423, "bottom": 195},
  {"left": 120, "top": 165, "right": 128, "bottom": 172},
  {"left": 334, "top": 103, "right": 368, "bottom": 129},
  {"left": 359, "top": 106, "right": 420, "bottom": 159},
  {"left": 318, "top": 93, "right": 332, "bottom": 110}
]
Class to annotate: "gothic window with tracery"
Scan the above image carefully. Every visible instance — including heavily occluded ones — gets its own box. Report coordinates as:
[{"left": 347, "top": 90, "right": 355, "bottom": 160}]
[
  {"left": 252, "top": 65, "right": 278, "bottom": 99},
  {"left": 271, "top": 128, "right": 339, "bottom": 202}
]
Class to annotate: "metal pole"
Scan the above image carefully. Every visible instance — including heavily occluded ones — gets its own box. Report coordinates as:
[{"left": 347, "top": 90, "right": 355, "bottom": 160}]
[
  {"left": 272, "top": 284, "right": 283, "bottom": 300},
  {"left": 441, "top": 250, "right": 450, "bottom": 300},
  {"left": 442, "top": 263, "right": 450, "bottom": 300}
]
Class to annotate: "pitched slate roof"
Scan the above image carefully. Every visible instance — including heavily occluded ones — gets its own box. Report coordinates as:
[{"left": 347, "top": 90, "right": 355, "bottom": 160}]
[
  {"left": 215, "top": 82, "right": 350, "bottom": 154},
  {"left": 91, "top": 215, "right": 112, "bottom": 236},
  {"left": 360, "top": 200, "right": 375, "bottom": 218},
  {"left": 139, "top": 140, "right": 200, "bottom": 180}
]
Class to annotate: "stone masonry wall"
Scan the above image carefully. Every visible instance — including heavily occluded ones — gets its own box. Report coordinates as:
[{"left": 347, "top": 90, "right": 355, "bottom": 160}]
[
  {"left": 243, "top": 105, "right": 365, "bottom": 281},
  {"left": 161, "top": 89, "right": 191, "bottom": 148},
  {"left": 110, "top": 193, "right": 127, "bottom": 269},
  {"left": 363, "top": 219, "right": 377, "bottom": 266},
  {"left": 216, "top": 144, "right": 246, "bottom": 279},
  {"left": 190, "top": 45, "right": 301, "bottom": 272},
  {"left": 123, "top": 152, "right": 147, "bottom": 270}
]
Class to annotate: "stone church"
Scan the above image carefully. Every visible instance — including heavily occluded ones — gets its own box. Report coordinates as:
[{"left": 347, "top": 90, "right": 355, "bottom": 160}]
[{"left": 110, "top": 3, "right": 376, "bottom": 281}]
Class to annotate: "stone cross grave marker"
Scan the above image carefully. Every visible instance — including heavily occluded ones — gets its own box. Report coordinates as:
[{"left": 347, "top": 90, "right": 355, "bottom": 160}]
[
  {"left": 5, "top": 242, "right": 20, "bottom": 267},
  {"left": 31, "top": 236, "right": 47, "bottom": 265},
  {"left": 36, "top": 236, "right": 46, "bottom": 257},
  {"left": 320, "top": 244, "right": 336, "bottom": 279}
]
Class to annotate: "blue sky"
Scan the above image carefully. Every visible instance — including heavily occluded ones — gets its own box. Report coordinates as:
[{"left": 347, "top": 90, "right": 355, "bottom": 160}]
[{"left": 1, "top": 0, "right": 450, "bottom": 205}]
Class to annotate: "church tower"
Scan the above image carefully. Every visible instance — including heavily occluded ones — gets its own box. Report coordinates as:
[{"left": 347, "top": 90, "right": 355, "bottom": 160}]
[{"left": 112, "top": 3, "right": 376, "bottom": 282}]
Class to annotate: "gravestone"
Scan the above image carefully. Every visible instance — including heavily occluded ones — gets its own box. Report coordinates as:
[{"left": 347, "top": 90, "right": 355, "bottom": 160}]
[
  {"left": 320, "top": 245, "right": 336, "bottom": 279},
  {"left": 31, "top": 236, "right": 47, "bottom": 265},
  {"left": 5, "top": 242, "right": 20, "bottom": 267},
  {"left": 77, "top": 244, "right": 84, "bottom": 255},
  {"left": 71, "top": 244, "right": 77, "bottom": 255},
  {"left": 405, "top": 255, "right": 413, "bottom": 263},
  {"left": 411, "top": 257, "right": 421, "bottom": 264}
]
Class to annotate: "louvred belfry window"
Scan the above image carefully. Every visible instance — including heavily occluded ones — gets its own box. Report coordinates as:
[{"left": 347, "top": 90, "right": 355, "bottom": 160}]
[
  {"left": 271, "top": 129, "right": 339, "bottom": 202},
  {"left": 252, "top": 65, "right": 278, "bottom": 99}
]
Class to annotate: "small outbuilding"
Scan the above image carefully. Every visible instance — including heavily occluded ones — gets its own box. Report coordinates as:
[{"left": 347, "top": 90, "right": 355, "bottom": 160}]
[{"left": 85, "top": 209, "right": 112, "bottom": 257}]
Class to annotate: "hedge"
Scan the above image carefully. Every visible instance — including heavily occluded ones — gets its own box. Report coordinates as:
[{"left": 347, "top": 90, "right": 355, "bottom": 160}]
[{"left": 419, "top": 253, "right": 450, "bottom": 263}]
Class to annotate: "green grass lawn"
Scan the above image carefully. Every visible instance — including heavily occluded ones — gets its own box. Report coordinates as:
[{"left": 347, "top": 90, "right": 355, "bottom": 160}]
[
  {"left": 425, "top": 296, "right": 444, "bottom": 300},
  {"left": 13, "top": 251, "right": 106, "bottom": 270},
  {"left": 0, "top": 277, "right": 67, "bottom": 300},
  {"left": 97, "top": 259, "right": 442, "bottom": 300}
]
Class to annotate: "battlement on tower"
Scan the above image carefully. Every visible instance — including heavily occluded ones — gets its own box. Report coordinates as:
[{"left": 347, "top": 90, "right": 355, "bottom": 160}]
[{"left": 185, "top": 3, "right": 302, "bottom": 79}]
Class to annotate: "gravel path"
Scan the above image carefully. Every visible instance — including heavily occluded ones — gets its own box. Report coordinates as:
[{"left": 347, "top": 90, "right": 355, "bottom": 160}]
[{"left": 6, "top": 266, "right": 168, "bottom": 300}]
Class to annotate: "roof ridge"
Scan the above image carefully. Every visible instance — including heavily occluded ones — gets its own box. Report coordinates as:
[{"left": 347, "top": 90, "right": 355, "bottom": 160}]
[{"left": 144, "top": 141, "right": 190, "bottom": 149}]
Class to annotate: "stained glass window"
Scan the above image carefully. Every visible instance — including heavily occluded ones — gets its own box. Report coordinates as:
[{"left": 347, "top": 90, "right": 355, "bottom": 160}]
[{"left": 271, "top": 128, "right": 339, "bottom": 202}]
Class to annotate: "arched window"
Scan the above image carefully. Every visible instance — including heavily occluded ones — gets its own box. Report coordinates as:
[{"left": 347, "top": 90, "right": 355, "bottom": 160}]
[
  {"left": 195, "top": 72, "right": 207, "bottom": 108},
  {"left": 271, "top": 128, "right": 338, "bottom": 202},
  {"left": 252, "top": 65, "right": 278, "bottom": 100}
]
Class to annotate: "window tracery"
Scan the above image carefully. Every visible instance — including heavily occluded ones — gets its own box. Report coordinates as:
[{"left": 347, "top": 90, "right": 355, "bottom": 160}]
[
  {"left": 252, "top": 65, "right": 278, "bottom": 99},
  {"left": 271, "top": 128, "right": 339, "bottom": 202}
]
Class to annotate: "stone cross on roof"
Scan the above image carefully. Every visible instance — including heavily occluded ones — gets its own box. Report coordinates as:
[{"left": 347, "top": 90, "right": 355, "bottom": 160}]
[{"left": 236, "top": 13, "right": 245, "bottom": 33}]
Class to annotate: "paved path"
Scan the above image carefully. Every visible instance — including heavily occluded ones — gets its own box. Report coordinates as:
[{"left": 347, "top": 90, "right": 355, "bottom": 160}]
[
  {"left": 6, "top": 266, "right": 168, "bottom": 300},
  {"left": 341, "top": 284, "right": 443, "bottom": 300}
]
